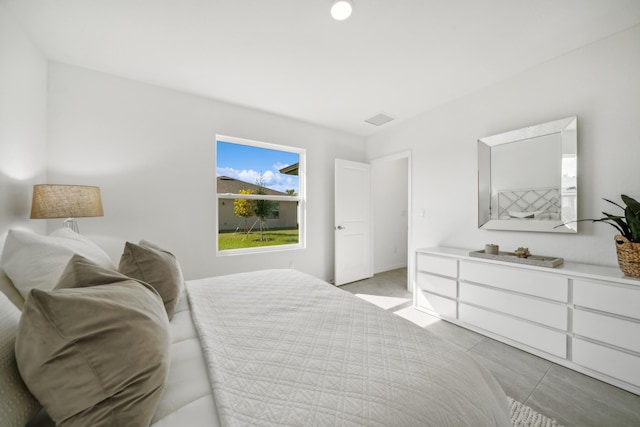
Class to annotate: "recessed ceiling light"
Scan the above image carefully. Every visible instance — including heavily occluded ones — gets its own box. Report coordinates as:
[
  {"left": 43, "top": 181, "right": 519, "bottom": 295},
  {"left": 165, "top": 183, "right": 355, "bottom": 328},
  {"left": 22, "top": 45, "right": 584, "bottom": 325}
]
[{"left": 330, "top": 0, "right": 353, "bottom": 21}]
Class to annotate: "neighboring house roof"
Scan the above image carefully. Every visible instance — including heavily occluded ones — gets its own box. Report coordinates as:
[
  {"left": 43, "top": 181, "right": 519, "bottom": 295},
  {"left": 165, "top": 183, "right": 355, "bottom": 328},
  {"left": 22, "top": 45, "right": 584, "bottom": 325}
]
[
  {"left": 216, "top": 176, "right": 288, "bottom": 196},
  {"left": 279, "top": 163, "right": 298, "bottom": 176}
]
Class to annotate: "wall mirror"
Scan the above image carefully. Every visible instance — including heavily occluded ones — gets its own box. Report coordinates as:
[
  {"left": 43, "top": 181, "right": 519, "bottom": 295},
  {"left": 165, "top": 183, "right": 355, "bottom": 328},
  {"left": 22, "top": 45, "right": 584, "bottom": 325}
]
[{"left": 478, "top": 116, "right": 577, "bottom": 233}]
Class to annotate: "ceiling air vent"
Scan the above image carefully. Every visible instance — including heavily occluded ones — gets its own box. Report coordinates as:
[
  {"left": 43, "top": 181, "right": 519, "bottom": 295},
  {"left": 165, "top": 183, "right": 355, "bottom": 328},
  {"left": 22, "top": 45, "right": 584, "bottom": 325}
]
[{"left": 365, "top": 113, "right": 394, "bottom": 126}]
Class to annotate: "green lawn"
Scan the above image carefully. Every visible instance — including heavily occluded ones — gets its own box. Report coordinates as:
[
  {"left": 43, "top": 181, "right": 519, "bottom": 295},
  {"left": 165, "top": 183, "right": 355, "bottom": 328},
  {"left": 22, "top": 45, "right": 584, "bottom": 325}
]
[{"left": 218, "top": 228, "right": 299, "bottom": 250}]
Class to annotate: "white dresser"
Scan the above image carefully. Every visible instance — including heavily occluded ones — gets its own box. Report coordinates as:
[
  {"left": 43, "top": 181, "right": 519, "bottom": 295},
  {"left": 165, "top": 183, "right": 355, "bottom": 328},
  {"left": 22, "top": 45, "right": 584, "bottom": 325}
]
[{"left": 415, "top": 247, "right": 640, "bottom": 395}]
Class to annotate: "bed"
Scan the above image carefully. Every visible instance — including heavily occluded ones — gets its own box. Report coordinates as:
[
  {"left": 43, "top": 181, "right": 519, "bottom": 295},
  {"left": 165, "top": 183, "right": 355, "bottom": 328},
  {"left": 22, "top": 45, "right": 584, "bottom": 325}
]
[{"left": 1, "top": 228, "right": 510, "bottom": 427}]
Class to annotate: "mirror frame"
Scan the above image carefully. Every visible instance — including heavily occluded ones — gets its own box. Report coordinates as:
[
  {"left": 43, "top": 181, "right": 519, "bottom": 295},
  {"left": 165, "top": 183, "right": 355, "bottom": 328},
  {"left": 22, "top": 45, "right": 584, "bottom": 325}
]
[{"left": 478, "top": 116, "right": 577, "bottom": 233}]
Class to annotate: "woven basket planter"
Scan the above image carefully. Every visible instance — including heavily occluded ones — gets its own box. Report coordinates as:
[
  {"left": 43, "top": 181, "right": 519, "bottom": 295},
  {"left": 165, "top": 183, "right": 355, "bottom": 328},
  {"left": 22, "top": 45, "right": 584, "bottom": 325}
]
[{"left": 615, "top": 235, "right": 640, "bottom": 278}]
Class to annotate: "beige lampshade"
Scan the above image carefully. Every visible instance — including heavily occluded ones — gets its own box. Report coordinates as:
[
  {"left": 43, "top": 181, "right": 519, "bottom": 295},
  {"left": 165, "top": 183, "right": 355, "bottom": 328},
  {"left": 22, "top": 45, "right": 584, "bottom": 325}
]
[{"left": 30, "top": 185, "right": 104, "bottom": 219}]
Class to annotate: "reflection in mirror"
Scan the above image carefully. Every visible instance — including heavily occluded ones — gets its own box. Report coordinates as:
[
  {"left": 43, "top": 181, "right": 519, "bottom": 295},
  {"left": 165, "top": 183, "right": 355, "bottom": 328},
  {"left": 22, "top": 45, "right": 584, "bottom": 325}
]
[{"left": 478, "top": 116, "right": 577, "bottom": 233}]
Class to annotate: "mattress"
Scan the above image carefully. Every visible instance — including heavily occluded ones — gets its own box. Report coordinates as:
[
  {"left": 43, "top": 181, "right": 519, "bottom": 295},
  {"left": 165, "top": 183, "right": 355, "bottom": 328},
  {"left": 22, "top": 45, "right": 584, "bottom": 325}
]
[{"left": 150, "top": 291, "right": 220, "bottom": 427}]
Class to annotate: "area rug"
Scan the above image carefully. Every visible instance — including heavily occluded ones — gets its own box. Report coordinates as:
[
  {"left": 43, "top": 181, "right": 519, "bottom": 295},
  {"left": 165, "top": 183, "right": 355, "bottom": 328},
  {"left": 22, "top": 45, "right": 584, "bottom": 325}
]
[{"left": 509, "top": 397, "right": 563, "bottom": 427}]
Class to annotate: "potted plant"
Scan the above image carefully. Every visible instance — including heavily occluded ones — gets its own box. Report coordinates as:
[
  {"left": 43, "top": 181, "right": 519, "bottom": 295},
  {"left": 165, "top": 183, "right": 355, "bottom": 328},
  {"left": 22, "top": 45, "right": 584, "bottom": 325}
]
[{"left": 572, "top": 195, "right": 640, "bottom": 277}]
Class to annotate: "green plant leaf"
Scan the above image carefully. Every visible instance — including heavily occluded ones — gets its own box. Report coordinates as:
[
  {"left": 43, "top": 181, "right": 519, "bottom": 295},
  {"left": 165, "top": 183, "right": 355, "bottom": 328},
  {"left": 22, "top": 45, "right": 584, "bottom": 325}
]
[
  {"left": 555, "top": 195, "right": 640, "bottom": 241},
  {"left": 622, "top": 194, "right": 640, "bottom": 215},
  {"left": 603, "top": 198, "right": 625, "bottom": 212},
  {"left": 621, "top": 195, "right": 640, "bottom": 242},
  {"left": 626, "top": 208, "right": 640, "bottom": 242},
  {"left": 600, "top": 212, "right": 630, "bottom": 239}
]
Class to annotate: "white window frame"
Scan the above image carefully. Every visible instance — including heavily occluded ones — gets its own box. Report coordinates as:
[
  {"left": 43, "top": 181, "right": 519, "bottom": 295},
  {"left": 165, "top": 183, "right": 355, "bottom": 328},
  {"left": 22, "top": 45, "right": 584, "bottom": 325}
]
[{"left": 215, "top": 134, "right": 306, "bottom": 256}]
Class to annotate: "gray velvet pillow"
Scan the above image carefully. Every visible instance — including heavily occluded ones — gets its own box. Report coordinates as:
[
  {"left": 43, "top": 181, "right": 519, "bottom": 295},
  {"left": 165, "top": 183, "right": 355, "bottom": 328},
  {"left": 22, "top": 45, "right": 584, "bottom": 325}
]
[
  {"left": 15, "top": 256, "right": 170, "bottom": 427},
  {"left": 119, "top": 240, "right": 185, "bottom": 319},
  {"left": 55, "top": 253, "right": 132, "bottom": 290}
]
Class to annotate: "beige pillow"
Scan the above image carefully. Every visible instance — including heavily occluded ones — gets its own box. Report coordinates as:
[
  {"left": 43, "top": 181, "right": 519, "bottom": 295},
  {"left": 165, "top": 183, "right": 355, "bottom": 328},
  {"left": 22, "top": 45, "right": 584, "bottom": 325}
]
[
  {"left": 15, "top": 256, "right": 170, "bottom": 427},
  {"left": 119, "top": 240, "right": 185, "bottom": 319},
  {"left": 55, "top": 254, "right": 132, "bottom": 290},
  {"left": 0, "top": 291, "right": 40, "bottom": 427},
  {"left": 0, "top": 228, "right": 116, "bottom": 299}
]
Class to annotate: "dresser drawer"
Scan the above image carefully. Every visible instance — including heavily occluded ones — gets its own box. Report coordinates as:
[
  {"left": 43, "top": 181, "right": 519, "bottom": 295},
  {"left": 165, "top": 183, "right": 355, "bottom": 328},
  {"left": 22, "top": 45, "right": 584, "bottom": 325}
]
[
  {"left": 459, "top": 282, "right": 567, "bottom": 330},
  {"left": 416, "top": 272, "right": 457, "bottom": 298},
  {"left": 573, "top": 279, "right": 640, "bottom": 321},
  {"left": 573, "top": 338, "right": 640, "bottom": 388},
  {"left": 416, "top": 254, "right": 457, "bottom": 278},
  {"left": 459, "top": 261, "right": 568, "bottom": 302},
  {"left": 416, "top": 291, "right": 457, "bottom": 319},
  {"left": 459, "top": 303, "right": 566, "bottom": 358},
  {"left": 573, "top": 309, "right": 640, "bottom": 354}
]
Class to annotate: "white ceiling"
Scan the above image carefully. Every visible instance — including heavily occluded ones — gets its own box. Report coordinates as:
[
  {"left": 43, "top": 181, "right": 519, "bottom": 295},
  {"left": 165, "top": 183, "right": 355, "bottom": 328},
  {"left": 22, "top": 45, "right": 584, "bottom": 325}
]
[{"left": 4, "top": 0, "right": 640, "bottom": 136}]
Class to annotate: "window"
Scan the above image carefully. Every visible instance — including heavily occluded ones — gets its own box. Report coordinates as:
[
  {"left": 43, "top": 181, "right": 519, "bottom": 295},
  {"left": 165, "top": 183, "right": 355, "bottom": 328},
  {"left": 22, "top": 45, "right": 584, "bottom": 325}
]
[
  {"left": 215, "top": 135, "right": 305, "bottom": 255},
  {"left": 267, "top": 203, "right": 280, "bottom": 220}
]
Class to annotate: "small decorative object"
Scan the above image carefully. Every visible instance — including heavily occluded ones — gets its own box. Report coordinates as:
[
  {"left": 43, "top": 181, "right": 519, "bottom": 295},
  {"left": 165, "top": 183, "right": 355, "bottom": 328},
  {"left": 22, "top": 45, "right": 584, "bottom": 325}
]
[
  {"left": 485, "top": 244, "right": 499, "bottom": 255},
  {"left": 469, "top": 248, "right": 563, "bottom": 267},
  {"left": 514, "top": 247, "right": 530, "bottom": 258},
  {"left": 558, "top": 194, "right": 640, "bottom": 278}
]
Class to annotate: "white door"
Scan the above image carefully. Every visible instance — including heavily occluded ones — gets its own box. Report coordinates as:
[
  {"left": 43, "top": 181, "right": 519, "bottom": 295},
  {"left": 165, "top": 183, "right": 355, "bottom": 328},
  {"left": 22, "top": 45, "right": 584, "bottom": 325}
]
[{"left": 334, "top": 159, "right": 372, "bottom": 286}]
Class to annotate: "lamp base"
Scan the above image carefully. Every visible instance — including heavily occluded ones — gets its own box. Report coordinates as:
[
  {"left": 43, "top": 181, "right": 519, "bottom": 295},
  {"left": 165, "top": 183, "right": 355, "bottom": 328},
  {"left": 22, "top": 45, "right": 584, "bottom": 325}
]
[{"left": 63, "top": 218, "right": 79, "bottom": 233}]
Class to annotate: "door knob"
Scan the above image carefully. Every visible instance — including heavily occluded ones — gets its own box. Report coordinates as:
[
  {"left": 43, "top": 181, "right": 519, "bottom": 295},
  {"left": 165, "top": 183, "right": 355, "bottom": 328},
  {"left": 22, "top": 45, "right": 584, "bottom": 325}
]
[{"left": 336, "top": 225, "right": 346, "bottom": 230}]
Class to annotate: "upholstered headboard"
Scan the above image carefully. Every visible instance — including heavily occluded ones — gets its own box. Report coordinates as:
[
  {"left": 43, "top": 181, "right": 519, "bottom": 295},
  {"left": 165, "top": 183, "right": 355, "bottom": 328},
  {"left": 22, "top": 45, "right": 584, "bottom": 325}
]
[{"left": 496, "top": 187, "right": 561, "bottom": 219}]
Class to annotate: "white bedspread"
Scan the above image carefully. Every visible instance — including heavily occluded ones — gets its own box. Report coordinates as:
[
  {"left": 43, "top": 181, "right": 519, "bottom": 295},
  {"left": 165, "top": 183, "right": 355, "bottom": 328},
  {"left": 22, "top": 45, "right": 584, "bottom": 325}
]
[{"left": 187, "top": 269, "right": 510, "bottom": 427}]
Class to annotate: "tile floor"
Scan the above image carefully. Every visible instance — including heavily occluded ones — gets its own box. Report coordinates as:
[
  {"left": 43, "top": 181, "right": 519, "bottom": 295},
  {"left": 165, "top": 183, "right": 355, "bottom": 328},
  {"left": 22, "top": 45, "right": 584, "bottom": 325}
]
[{"left": 340, "top": 268, "right": 640, "bottom": 427}]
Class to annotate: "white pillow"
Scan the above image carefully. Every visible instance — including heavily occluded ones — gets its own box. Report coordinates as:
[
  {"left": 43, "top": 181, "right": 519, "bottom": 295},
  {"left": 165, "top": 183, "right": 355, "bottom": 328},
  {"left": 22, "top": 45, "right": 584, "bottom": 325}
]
[
  {"left": 0, "top": 290, "right": 40, "bottom": 425},
  {"left": 0, "top": 228, "right": 116, "bottom": 299}
]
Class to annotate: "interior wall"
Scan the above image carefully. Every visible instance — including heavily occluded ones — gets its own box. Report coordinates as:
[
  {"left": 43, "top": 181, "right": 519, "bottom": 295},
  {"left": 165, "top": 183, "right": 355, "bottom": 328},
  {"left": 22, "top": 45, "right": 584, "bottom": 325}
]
[
  {"left": 46, "top": 63, "right": 365, "bottom": 281},
  {"left": 365, "top": 25, "right": 640, "bottom": 268},
  {"left": 372, "top": 156, "right": 408, "bottom": 273},
  {"left": 0, "top": 5, "right": 48, "bottom": 247}
]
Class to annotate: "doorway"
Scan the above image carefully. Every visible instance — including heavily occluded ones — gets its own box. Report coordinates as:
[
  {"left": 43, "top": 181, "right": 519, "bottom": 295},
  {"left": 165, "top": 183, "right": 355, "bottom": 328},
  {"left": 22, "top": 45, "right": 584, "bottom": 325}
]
[{"left": 371, "top": 151, "right": 411, "bottom": 290}]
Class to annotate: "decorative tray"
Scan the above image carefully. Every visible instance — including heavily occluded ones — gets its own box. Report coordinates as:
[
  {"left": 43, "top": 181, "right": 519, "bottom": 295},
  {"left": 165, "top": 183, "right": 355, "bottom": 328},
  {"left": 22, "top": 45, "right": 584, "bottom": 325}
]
[{"left": 469, "top": 250, "right": 564, "bottom": 268}]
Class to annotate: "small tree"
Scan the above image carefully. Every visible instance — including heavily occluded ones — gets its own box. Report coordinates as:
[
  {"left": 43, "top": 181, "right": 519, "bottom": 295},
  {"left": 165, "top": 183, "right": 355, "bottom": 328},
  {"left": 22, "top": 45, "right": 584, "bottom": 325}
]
[
  {"left": 286, "top": 189, "right": 296, "bottom": 195},
  {"left": 233, "top": 189, "right": 255, "bottom": 233},
  {"left": 254, "top": 176, "right": 274, "bottom": 241}
]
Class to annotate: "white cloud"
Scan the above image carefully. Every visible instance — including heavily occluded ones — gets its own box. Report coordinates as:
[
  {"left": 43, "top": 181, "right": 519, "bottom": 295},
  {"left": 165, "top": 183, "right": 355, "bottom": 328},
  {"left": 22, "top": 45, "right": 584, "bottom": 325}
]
[
  {"left": 217, "top": 166, "right": 298, "bottom": 193},
  {"left": 237, "top": 169, "right": 261, "bottom": 184},
  {"left": 216, "top": 167, "right": 236, "bottom": 177}
]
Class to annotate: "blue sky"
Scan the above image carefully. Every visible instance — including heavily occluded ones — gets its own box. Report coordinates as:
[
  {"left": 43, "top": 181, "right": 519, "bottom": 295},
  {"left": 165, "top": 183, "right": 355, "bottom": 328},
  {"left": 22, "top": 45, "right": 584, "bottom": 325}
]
[{"left": 216, "top": 141, "right": 299, "bottom": 193}]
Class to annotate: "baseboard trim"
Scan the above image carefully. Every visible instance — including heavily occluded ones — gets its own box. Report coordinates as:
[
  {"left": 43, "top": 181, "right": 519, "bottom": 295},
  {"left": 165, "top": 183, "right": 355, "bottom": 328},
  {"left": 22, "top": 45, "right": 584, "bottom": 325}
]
[{"left": 374, "top": 264, "right": 407, "bottom": 274}]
